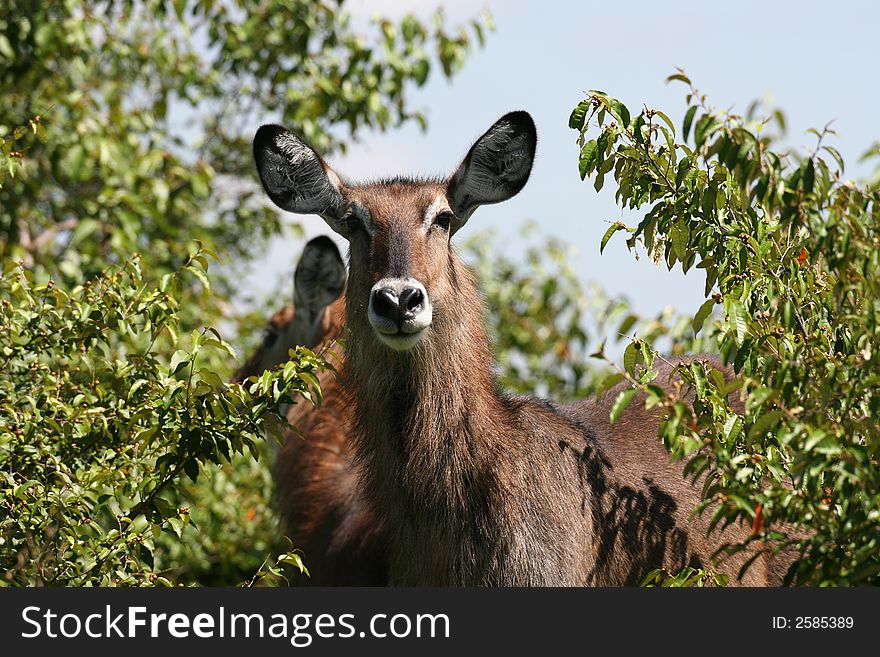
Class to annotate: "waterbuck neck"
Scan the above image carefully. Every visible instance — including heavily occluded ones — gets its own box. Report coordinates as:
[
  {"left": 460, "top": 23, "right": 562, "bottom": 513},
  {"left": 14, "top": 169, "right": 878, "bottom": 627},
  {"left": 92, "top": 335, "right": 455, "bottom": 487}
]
[{"left": 343, "top": 251, "right": 502, "bottom": 522}]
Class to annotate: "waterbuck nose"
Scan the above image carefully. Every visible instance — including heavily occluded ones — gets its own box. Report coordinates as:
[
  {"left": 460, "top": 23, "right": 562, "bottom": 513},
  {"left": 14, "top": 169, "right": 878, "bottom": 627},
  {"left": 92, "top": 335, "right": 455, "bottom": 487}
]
[
  {"left": 398, "top": 286, "right": 425, "bottom": 317},
  {"left": 370, "top": 285, "right": 424, "bottom": 326},
  {"left": 368, "top": 278, "right": 432, "bottom": 341},
  {"left": 371, "top": 287, "right": 401, "bottom": 324}
]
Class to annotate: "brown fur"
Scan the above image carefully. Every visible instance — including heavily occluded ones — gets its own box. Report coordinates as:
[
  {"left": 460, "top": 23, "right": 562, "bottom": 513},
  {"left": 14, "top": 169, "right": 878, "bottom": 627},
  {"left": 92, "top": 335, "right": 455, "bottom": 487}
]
[
  {"left": 237, "top": 297, "right": 388, "bottom": 585},
  {"left": 231, "top": 306, "right": 294, "bottom": 384}
]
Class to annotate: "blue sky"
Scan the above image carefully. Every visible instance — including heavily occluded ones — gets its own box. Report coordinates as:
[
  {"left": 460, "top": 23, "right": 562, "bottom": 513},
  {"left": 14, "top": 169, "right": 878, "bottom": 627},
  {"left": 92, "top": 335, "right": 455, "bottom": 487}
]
[{"left": 244, "top": 0, "right": 879, "bottom": 323}]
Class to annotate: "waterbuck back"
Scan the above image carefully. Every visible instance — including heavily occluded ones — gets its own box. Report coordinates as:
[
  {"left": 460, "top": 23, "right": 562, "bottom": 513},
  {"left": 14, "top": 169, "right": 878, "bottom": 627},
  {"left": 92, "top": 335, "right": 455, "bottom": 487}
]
[{"left": 252, "top": 112, "right": 793, "bottom": 586}]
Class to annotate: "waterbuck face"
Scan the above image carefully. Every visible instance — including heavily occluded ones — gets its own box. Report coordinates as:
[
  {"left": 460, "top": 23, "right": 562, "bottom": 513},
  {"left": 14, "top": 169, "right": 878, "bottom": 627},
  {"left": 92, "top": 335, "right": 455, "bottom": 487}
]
[{"left": 253, "top": 112, "right": 536, "bottom": 351}]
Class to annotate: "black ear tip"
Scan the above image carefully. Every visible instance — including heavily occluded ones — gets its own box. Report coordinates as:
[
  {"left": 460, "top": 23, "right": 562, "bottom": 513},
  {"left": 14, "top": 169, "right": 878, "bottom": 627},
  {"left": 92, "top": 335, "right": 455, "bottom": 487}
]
[
  {"left": 499, "top": 111, "right": 536, "bottom": 138},
  {"left": 253, "top": 124, "right": 288, "bottom": 152},
  {"left": 303, "top": 235, "right": 343, "bottom": 263}
]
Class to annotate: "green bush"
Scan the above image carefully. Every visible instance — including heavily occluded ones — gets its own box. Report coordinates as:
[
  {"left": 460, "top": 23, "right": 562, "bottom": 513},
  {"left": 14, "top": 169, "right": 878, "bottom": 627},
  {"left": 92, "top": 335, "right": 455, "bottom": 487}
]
[
  {"left": 0, "top": 251, "right": 329, "bottom": 585},
  {"left": 571, "top": 73, "right": 880, "bottom": 585}
]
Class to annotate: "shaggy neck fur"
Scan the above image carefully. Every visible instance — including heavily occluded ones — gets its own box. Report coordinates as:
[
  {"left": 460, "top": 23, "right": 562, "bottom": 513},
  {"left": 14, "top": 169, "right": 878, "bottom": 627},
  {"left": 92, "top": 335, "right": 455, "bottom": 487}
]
[{"left": 343, "top": 251, "right": 508, "bottom": 584}]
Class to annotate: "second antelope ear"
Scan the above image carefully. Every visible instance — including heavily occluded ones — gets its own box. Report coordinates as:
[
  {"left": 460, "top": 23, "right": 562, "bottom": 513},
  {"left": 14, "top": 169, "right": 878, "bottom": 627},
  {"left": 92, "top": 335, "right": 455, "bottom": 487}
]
[
  {"left": 446, "top": 111, "right": 537, "bottom": 224},
  {"left": 253, "top": 125, "right": 347, "bottom": 232},
  {"left": 294, "top": 236, "right": 346, "bottom": 317}
]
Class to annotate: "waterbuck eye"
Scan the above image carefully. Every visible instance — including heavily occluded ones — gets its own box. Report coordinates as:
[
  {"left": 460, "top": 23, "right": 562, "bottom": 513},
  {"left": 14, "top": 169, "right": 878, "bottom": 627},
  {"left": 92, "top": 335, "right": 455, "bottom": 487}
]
[
  {"left": 433, "top": 211, "right": 454, "bottom": 231},
  {"left": 340, "top": 210, "right": 360, "bottom": 232}
]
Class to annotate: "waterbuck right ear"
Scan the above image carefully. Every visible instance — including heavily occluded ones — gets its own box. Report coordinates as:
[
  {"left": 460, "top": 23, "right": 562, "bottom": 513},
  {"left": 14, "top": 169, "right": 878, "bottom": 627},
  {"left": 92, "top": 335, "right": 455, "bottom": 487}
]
[
  {"left": 253, "top": 125, "right": 347, "bottom": 233},
  {"left": 294, "top": 236, "right": 346, "bottom": 317},
  {"left": 446, "top": 111, "right": 537, "bottom": 225}
]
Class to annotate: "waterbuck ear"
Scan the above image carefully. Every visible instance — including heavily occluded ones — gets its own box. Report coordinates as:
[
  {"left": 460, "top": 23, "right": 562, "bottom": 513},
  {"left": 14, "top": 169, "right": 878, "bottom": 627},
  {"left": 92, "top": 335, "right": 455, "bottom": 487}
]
[
  {"left": 446, "top": 111, "right": 537, "bottom": 225},
  {"left": 253, "top": 125, "right": 347, "bottom": 233},
  {"left": 294, "top": 236, "right": 346, "bottom": 317}
]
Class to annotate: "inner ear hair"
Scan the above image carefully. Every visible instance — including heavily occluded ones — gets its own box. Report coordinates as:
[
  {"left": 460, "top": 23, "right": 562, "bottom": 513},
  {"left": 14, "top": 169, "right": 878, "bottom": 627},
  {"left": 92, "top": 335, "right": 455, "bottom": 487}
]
[
  {"left": 447, "top": 111, "right": 537, "bottom": 221},
  {"left": 253, "top": 125, "right": 345, "bottom": 222}
]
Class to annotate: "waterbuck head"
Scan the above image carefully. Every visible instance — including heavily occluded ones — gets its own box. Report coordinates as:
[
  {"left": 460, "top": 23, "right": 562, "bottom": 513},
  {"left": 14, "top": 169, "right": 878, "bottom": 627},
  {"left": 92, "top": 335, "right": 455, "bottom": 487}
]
[
  {"left": 253, "top": 112, "right": 536, "bottom": 352},
  {"left": 232, "top": 236, "right": 345, "bottom": 383}
]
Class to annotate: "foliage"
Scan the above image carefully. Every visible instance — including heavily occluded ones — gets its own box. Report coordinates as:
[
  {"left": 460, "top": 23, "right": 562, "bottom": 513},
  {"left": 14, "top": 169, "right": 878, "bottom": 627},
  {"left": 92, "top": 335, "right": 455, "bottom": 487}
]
[
  {"left": 464, "top": 223, "right": 713, "bottom": 402},
  {"left": 465, "top": 225, "right": 597, "bottom": 401},
  {"left": 11, "top": 0, "right": 875, "bottom": 589},
  {"left": 641, "top": 566, "right": 729, "bottom": 588},
  {"left": 0, "top": 251, "right": 326, "bottom": 585},
  {"left": 152, "top": 447, "right": 281, "bottom": 586},
  {"left": 570, "top": 72, "right": 880, "bottom": 585},
  {"left": 0, "top": 115, "right": 42, "bottom": 189}
]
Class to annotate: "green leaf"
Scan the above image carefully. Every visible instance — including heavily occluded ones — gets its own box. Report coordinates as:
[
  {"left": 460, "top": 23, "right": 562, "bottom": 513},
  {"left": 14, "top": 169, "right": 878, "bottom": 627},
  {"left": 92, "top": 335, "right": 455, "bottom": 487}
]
[
  {"left": 198, "top": 369, "right": 227, "bottom": 390},
  {"left": 133, "top": 427, "right": 158, "bottom": 443},
  {"left": 578, "top": 140, "right": 598, "bottom": 180},
  {"left": 654, "top": 110, "right": 676, "bottom": 135},
  {"left": 167, "top": 517, "right": 184, "bottom": 538},
  {"left": 610, "top": 388, "right": 637, "bottom": 424},
  {"left": 639, "top": 340, "right": 654, "bottom": 372},
  {"left": 623, "top": 341, "right": 638, "bottom": 376},
  {"left": 278, "top": 552, "right": 310, "bottom": 576},
  {"left": 682, "top": 106, "right": 698, "bottom": 142},
  {"left": 413, "top": 59, "right": 429, "bottom": 86},
  {"left": 694, "top": 114, "right": 715, "bottom": 148},
  {"left": 801, "top": 158, "right": 815, "bottom": 194},
  {"left": 169, "top": 350, "right": 191, "bottom": 375},
  {"left": 665, "top": 72, "right": 691, "bottom": 86},
  {"left": 723, "top": 414, "right": 742, "bottom": 444},
  {"left": 804, "top": 430, "right": 830, "bottom": 452},
  {"left": 692, "top": 298, "right": 715, "bottom": 334},
  {"left": 297, "top": 370, "right": 322, "bottom": 391},
  {"left": 600, "top": 222, "right": 624, "bottom": 254},
  {"left": 188, "top": 263, "right": 211, "bottom": 292},
  {"left": 729, "top": 301, "right": 748, "bottom": 346},
  {"left": 822, "top": 145, "right": 845, "bottom": 171},
  {"left": 203, "top": 337, "right": 237, "bottom": 358},
  {"left": 618, "top": 314, "right": 638, "bottom": 336},
  {"left": 611, "top": 99, "right": 630, "bottom": 127},
  {"left": 595, "top": 372, "right": 624, "bottom": 397},
  {"left": 569, "top": 100, "right": 591, "bottom": 130},
  {"left": 670, "top": 220, "right": 690, "bottom": 261},
  {"left": 183, "top": 459, "right": 199, "bottom": 482},
  {"left": 14, "top": 480, "right": 41, "bottom": 498},
  {"left": 0, "top": 35, "right": 14, "bottom": 60},
  {"left": 690, "top": 362, "right": 706, "bottom": 399},
  {"left": 747, "top": 410, "right": 784, "bottom": 442},
  {"left": 125, "top": 379, "right": 150, "bottom": 400}
]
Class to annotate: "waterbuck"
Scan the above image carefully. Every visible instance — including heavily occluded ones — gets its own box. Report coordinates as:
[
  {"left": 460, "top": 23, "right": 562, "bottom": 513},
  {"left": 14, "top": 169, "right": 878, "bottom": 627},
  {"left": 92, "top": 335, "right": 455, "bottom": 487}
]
[
  {"left": 234, "top": 236, "right": 387, "bottom": 585},
  {"left": 232, "top": 236, "right": 346, "bottom": 385},
  {"left": 252, "top": 111, "right": 788, "bottom": 585}
]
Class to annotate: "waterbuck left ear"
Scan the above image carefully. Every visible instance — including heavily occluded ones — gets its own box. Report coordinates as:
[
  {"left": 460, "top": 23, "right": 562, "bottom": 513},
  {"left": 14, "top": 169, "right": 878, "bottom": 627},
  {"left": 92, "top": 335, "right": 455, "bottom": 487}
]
[
  {"left": 446, "top": 111, "right": 537, "bottom": 225},
  {"left": 253, "top": 125, "right": 348, "bottom": 233}
]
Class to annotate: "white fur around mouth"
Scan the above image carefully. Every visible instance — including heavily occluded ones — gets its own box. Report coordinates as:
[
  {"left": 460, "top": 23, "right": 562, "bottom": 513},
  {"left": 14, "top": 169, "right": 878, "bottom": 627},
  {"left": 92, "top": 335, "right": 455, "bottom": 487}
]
[{"left": 374, "top": 328, "right": 426, "bottom": 351}]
